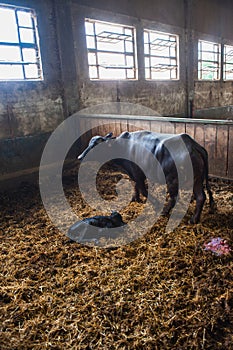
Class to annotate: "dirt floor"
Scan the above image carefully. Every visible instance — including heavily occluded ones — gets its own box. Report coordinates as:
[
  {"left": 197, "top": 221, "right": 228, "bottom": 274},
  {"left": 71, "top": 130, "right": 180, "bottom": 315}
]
[{"left": 0, "top": 162, "right": 233, "bottom": 349}]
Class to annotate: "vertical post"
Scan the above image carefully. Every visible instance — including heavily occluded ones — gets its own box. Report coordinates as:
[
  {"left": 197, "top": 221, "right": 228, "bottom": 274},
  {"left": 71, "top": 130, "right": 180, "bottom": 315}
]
[
  {"left": 136, "top": 21, "right": 145, "bottom": 81},
  {"left": 220, "top": 42, "right": 224, "bottom": 81},
  {"left": 184, "top": 0, "right": 194, "bottom": 118}
]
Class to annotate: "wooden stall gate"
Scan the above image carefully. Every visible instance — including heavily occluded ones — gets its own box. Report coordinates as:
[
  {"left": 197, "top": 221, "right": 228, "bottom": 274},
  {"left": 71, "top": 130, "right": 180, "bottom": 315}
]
[{"left": 77, "top": 114, "right": 233, "bottom": 181}]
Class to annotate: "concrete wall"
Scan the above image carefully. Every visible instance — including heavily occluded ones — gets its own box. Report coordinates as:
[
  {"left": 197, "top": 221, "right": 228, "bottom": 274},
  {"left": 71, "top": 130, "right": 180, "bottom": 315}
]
[
  {"left": 0, "top": 0, "right": 65, "bottom": 179},
  {"left": 188, "top": 0, "right": 233, "bottom": 119},
  {"left": 71, "top": 0, "right": 233, "bottom": 119},
  {"left": 71, "top": 1, "right": 187, "bottom": 116},
  {"left": 1, "top": 0, "right": 233, "bottom": 184}
]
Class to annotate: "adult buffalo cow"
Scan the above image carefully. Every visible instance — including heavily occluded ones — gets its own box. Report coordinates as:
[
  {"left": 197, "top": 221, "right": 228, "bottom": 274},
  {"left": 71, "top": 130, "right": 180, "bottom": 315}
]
[{"left": 78, "top": 130, "right": 215, "bottom": 224}]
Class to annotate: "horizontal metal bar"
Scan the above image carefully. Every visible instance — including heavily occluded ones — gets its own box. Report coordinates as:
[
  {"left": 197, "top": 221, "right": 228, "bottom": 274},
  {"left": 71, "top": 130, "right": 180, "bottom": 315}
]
[
  {"left": 198, "top": 60, "right": 219, "bottom": 64},
  {"left": 88, "top": 48, "right": 134, "bottom": 55},
  {"left": 0, "top": 42, "right": 36, "bottom": 48},
  {"left": 77, "top": 113, "right": 233, "bottom": 125},
  {"left": 98, "top": 65, "right": 134, "bottom": 69},
  {"left": 145, "top": 54, "right": 176, "bottom": 60},
  {"left": 0, "top": 61, "right": 38, "bottom": 65},
  {"left": 97, "top": 31, "right": 131, "bottom": 39}
]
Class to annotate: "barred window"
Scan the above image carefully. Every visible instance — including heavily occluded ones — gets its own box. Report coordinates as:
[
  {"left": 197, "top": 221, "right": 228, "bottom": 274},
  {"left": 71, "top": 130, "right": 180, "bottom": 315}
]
[
  {"left": 85, "top": 18, "right": 137, "bottom": 80},
  {"left": 198, "top": 40, "right": 220, "bottom": 80},
  {"left": 223, "top": 45, "right": 233, "bottom": 80},
  {"left": 0, "top": 4, "right": 43, "bottom": 81},
  {"left": 144, "top": 29, "right": 179, "bottom": 80}
]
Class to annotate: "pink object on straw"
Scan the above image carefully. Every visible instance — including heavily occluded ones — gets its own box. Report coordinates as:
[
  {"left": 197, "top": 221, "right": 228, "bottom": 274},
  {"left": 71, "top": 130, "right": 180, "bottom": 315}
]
[{"left": 204, "top": 237, "right": 231, "bottom": 256}]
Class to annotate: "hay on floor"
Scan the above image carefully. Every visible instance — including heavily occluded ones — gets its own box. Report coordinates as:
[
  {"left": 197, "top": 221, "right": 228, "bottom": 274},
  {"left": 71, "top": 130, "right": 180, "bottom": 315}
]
[{"left": 0, "top": 162, "right": 233, "bottom": 349}]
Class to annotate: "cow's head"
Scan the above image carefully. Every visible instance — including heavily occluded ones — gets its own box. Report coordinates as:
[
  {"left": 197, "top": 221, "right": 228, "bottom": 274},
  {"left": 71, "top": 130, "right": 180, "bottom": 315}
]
[
  {"left": 110, "top": 211, "right": 125, "bottom": 226},
  {"left": 78, "top": 132, "right": 113, "bottom": 161}
]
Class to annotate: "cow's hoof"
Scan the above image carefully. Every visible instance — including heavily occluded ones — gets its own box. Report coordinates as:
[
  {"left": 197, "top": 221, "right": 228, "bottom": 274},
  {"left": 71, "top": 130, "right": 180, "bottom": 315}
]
[
  {"left": 131, "top": 197, "right": 141, "bottom": 203},
  {"left": 209, "top": 203, "right": 217, "bottom": 214},
  {"left": 161, "top": 206, "right": 171, "bottom": 216},
  {"left": 189, "top": 217, "right": 199, "bottom": 224},
  {"left": 64, "top": 239, "right": 76, "bottom": 244}
]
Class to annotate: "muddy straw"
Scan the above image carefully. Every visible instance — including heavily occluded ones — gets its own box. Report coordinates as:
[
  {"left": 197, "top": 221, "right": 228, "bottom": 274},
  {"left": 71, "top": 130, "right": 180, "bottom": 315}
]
[{"left": 0, "top": 164, "right": 233, "bottom": 349}]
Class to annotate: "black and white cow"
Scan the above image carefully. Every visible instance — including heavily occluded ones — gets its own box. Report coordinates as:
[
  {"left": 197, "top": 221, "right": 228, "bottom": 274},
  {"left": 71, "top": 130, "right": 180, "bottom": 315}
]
[{"left": 78, "top": 131, "right": 215, "bottom": 224}]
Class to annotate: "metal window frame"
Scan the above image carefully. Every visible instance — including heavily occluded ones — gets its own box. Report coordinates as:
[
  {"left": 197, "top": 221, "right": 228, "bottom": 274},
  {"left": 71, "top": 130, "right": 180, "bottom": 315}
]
[
  {"left": 85, "top": 18, "right": 137, "bottom": 80},
  {"left": 144, "top": 29, "right": 179, "bottom": 80},
  {"left": 0, "top": 3, "right": 43, "bottom": 81},
  {"left": 223, "top": 44, "right": 233, "bottom": 80},
  {"left": 198, "top": 40, "right": 221, "bottom": 80}
]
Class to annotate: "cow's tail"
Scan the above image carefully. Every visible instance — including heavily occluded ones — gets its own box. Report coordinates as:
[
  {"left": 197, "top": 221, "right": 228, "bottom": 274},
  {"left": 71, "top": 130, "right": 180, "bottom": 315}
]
[{"left": 197, "top": 145, "right": 216, "bottom": 213}]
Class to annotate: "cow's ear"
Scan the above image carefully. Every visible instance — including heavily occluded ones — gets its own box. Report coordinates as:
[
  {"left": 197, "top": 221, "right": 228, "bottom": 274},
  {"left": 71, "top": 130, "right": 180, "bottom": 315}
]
[{"left": 105, "top": 132, "right": 113, "bottom": 139}]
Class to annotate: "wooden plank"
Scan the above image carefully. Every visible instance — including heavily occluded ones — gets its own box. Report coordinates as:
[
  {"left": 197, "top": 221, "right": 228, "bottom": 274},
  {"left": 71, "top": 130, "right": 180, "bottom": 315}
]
[
  {"left": 150, "top": 121, "right": 162, "bottom": 133},
  {"left": 99, "top": 120, "right": 113, "bottom": 136},
  {"left": 79, "top": 117, "right": 91, "bottom": 136},
  {"left": 78, "top": 117, "right": 92, "bottom": 149},
  {"left": 88, "top": 118, "right": 102, "bottom": 136},
  {"left": 204, "top": 125, "right": 217, "bottom": 176},
  {"left": 113, "top": 120, "right": 123, "bottom": 136},
  {"left": 185, "top": 123, "right": 195, "bottom": 138},
  {"left": 227, "top": 125, "right": 233, "bottom": 179},
  {"left": 127, "top": 120, "right": 139, "bottom": 132},
  {"left": 174, "top": 122, "right": 186, "bottom": 135},
  {"left": 160, "top": 122, "right": 175, "bottom": 134},
  {"left": 130, "top": 119, "right": 151, "bottom": 131},
  {"left": 194, "top": 124, "right": 205, "bottom": 147},
  {"left": 215, "top": 125, "right": 228, "bottom": 178}
]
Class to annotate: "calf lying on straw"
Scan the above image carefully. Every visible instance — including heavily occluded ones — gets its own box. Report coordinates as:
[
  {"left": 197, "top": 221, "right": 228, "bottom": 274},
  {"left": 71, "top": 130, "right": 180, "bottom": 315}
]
[{"left": 67, "top": 211, "right": 125, "bottom": 244}]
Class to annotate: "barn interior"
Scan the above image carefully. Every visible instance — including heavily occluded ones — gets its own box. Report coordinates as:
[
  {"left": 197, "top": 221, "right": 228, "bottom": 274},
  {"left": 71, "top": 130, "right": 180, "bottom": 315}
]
[{"left": 0, "top": 0, "right": 233, "bottom": 349}]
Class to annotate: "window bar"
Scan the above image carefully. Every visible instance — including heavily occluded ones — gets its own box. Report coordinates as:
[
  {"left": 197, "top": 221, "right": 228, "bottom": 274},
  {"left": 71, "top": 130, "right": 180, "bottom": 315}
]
[
  {"left": 174, "top": 35, "right": 178, "bottom": 79},
  {"left": 31, "top": 10, "right": 41, "bottom": 79},
  {"left": 169, "top": 35, "right": 172, "bottom": 79},
  {"left": 15, "top": 9, "right": 26, "bottom": 79},
  {"left": 199, "top": 41, "right": 203, "bottom": 79},
  {"left": 148, "top": 32, "right": 152, "bottom": 79},
  {"left": 88, "top": 47, "right": 136, "bottom": 56},
  {"left": 175, "top": 37, "right": 178, "bottom": 79},
  {"left": 220, "top": 43, "right": 224, "bottom": 80},
  {"left": 123, "top": 28, "right": 127, "bottom": 79},
  {"left": 132, "top": 29, "right": 136, "bottom": 79},
  {"left": 93, "top": 22, "right": 99, "bottom": 79}
]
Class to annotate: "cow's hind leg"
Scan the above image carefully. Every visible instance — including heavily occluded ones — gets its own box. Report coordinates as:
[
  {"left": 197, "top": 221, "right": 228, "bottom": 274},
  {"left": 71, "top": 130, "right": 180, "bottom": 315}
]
[
  {"left": 191, "top": 182, "right": 206, "bottom": 224},
  {"left": 206, "top": 183, "right": 216, "bottom": 214},
  {"left": 161, "top": 181, "right": 178, "bottom": 216}
]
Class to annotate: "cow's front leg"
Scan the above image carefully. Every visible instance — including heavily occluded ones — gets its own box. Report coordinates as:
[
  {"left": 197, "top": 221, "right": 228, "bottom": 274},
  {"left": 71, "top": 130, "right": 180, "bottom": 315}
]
[
  {"left": 131, "top": 182, "right": 141, "bottom": 202},
  {"left": 131, "top": 179, "right": 148, "bottom": 203}
]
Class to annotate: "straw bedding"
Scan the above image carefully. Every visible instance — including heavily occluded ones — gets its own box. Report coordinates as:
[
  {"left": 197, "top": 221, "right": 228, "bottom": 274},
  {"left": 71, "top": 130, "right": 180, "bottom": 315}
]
[{"left": 1, "top": 162, "right": 233, "bottom": 349}]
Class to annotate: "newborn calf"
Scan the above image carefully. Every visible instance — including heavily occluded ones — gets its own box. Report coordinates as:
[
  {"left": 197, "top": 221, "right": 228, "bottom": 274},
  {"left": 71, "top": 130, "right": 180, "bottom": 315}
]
[{"left": 67, "top": 211, "right": 125, "bottom": 244}]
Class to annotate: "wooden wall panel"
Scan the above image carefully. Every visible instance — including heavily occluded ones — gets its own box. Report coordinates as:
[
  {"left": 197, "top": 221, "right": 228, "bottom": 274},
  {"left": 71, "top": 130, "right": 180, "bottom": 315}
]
[
  {"left": 204, "top": 125, "right": 217, "bottom": 176},
  {"left": 118, "top": 119, "right": 128, "bottom": 134},
  {"left": 150, "top": 121, "right": 162, "bottom": 132},
  {"left": 194, "top": 124, "right": 205, "bottom": 147},
  {"left": 185, "top": 123, "right": 195, "bottom": 138},
  {"left": 228, "top": 126, "right": 233, "bottom": 178},
  {"left": 129, "top": 119, "right": 151, "bottom": 131},
  {"left": 160, "top": 122, "right": 175, "bottom": 134},
  {"left": 79, "top": 117, "right": 91, "bottom": 136},
  {"left": 78, "top": 117, "right": 93, "bottom": 150},
  {"left": 215, "top": 126, "right": 228, "bottom": 177},
  {"left": 175, "top": 122, "right": 186, "bottom": 134}
]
